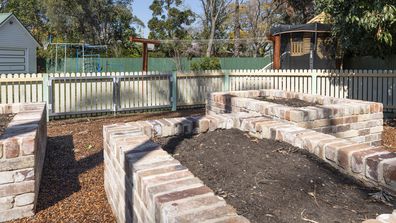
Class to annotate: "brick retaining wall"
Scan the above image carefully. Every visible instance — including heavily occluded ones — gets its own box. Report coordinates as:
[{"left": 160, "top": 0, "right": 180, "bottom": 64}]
[
  {"left": 103, "top": 117, "right": 249, "bottom": 223},
  {"left": 0, "top": 103, "right": 47, "bottom": 222},
  {"left": 104, "top": 112, "right": 396, "bottom": 222},
  {"left": 207, "top": 89, "right": 384, "bottom": 146}
]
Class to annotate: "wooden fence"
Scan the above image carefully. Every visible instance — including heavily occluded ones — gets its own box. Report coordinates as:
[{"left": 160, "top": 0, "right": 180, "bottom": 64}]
[{"left": 1, "top": 69, "right": 396, "bottom": 119}]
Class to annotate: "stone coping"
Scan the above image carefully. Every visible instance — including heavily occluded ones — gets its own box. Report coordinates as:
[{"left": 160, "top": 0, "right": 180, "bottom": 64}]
[
  {"left": 0, "top": 103, "right": 47, "bottom": 222},
  {"left": 104, "top": 112, "right": 396, "bottom": 222}
]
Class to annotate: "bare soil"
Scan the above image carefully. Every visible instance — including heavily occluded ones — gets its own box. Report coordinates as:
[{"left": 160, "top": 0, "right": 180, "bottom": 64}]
[
  {"left": 256, "top": 97, "right": 318, "bottom": 107},
  {"left": 0, "top": 114, "right": 14, "bottom": 135},
  {"left": 156, "top": 129, "right": 394, "bottom": 223},
  {"left": 9, "top": 109, "right": 205, "bottom": 223}
]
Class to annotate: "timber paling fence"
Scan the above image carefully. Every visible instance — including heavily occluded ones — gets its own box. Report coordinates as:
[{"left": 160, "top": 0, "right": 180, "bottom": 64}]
[{"left": 1, "top": 69, "right": 396, "bottom": 119}]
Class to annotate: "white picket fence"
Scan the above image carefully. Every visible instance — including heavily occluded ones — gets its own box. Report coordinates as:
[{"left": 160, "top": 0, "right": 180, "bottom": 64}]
[{"left": 1, "top": 69, "right": 395, "bottom": 118}]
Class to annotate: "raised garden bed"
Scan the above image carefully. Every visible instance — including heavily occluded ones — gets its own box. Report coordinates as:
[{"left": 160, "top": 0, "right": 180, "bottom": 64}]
[
  {"left": 104, "top": 110, "right": 396, "bottom": 223},
  {"left": 0, "top": 103, "right": 47, "bottom": 222},
  {"left": 208, "top": 89, "right": 384, "bottom": 146},
  {"left": 156, "top": 129, "right": 393, "bottom": 223}
]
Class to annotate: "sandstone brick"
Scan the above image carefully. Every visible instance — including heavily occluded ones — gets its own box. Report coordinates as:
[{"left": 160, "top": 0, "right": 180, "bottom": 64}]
[
  {"left": 4, "top": 138, "right": 20, "bottom": 159},
  {"left": 0, "top": 181, "right": 34, "bottom": 197},
  {"left": 293, "top": 130, "right": 321, "bottom": 148},
  {"left": 139, "top": 169, "right": 194, "bottom": 198},
  {"left": 351, "top": 148, "right": 387, "bottom": 174},
  {"left": 14, "top": 169, "right": 34, "bottom": 182},
  {"left": 146, "top": 120, "right": 163, "bottom": 136},
  {"left": 303, "top": 134, "right": 336, "bottom": 154},
  {"left": 0, "top": 196, "right": 13, "bottom": 211},
  {"left": 0, "top": 204, "right": 34, "bottom": 222},
  {"left": 156, "top": 119, "right": 174, "bottom": 137},
  {"left": 366, "top": 153, "right": 396, "bottom": 181},
  {"left": 155, "top": 186, "right": 212, "bottom": 207},
  {"left": 0, "top": 155, "right": 35, "bottom": 171},
  {"left": 0, "top": 144, "right": 3, "bottom": 159},
  {"left": 289, "top": 109, "right": 306, "bottom": 122},
  {"left": 145, "top": 178, "right": 204, "bottom": 214},
  {"left": 135, "top": 165, "right": 188, "bottom": 189},
  {"left": 337, "top": 144, "right": 372, "bottom": 170},
  {"left": 174, "top": 205, "right": 237, "bottom": 222},
  {"left": 20, "top": 137, "right": 36, "bottom": 156},
  {"left": 127, "top": 149, "right": 172, "bottom": 171},
  {"left": 159, "top": 194, "right": 226, "bottom": 222},
  {"left": 0, "top": 171, "right": 14, "bottom": 185},
  {"left": 14, "top": 193, "right": 35, "bottom": 206},
  {"left": 282, "top": 129, "right": 311, "bottom": 146},
  {"left": 324, "top": 141, "right": 352, "bottom": 162},
  {"left": 383, "top": 159, "right": 396, "bottom": 187},
  {"left": 195, "top": 117, "right": 210, "bottom": 133},
  {"left": 134, "top": 121, "right": 154, "bottom": 136},
  {"left": 210, "top": 216, "right": 251, "bottom": 223},
  {"left": 370, "top": 126, "right": 384, "bottom": 134}
]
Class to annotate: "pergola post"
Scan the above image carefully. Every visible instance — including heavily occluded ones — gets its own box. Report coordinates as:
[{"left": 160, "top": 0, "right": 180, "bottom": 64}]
[
  {"left": 129, "top": 37, "right": 160, "bottom": 72},
  {"left": 273, "top": 35, "right": 281, "bottom": 69}
]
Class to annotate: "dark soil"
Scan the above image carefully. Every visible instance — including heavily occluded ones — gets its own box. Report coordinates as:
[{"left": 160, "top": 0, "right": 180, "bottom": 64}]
[
  {"left": 0, "top": 114, "right": 14, "bottom": 135},
  {"left": 256, "top": 97, "right": 318, "bottom": 107},
  {"left": 156, "top": 129, "right": 394, "bottom": 223},
  {"left": 9, "top": 109, "right": 205, "bottom": 223}
]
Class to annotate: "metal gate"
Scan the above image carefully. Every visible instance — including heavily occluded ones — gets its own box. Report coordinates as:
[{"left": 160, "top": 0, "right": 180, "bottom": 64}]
[{"left": 48, "top": 73, "right": 173, "bottom": 117}]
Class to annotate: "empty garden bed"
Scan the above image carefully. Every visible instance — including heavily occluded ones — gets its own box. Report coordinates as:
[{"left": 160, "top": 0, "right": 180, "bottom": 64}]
[{"left": 156, "top": 129, "right": 394, "bottom": 223}]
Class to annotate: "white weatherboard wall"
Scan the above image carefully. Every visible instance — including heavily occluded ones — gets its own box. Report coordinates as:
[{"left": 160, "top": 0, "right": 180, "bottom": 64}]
[{"left": 0, "top": 14, "right": 39, "bottom": 73}]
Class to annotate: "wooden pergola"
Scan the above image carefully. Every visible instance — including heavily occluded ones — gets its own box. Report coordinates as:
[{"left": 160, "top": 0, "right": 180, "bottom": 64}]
[{"left": 129, "top": 37, "right": 160, "bottom": 72}]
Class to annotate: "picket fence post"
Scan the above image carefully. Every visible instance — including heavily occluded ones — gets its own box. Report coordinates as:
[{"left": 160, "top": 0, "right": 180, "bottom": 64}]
[
  {"left": 311, "top": 70, "right": 318, "bottom": 95},
  {"left": 223, "top": 70, "right": 230, "bottom": 92},
  {"left": 171, "top": 71, "right": 177, "bottom": 111},
  {"left": 42, "top": 73, "right": 50, "bottom": 121}
]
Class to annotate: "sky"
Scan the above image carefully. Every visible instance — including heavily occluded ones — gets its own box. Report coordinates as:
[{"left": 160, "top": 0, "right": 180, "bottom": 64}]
[{"left": 132, "top": 0, "right": 202, "bottom": 37}]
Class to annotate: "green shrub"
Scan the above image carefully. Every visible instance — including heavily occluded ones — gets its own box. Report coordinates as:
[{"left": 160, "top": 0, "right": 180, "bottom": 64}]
[{"left": 190, "top": 57, "right": 221, "bottom": 71}]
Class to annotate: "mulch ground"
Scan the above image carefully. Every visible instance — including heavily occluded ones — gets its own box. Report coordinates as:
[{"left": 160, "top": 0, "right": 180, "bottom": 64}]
[
  {"left": 383, "top": 119, "right": 396, "bottom": 151},
  {"left": 156, "top": 129, "right": 394, "bottom": 223},
  {"left": 255, "top": 97, "right": 318, "bottom": 107},
  {"left": 10, "top": 109, "right": 204, "bottom": 223},
  {"left": 0, "top": 114, "right": 14, "bottom": 135}
]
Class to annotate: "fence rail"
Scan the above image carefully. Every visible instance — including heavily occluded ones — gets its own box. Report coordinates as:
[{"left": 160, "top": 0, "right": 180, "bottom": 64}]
[{"left": 1, "top": 69, "right": 396, "bottom": 119}]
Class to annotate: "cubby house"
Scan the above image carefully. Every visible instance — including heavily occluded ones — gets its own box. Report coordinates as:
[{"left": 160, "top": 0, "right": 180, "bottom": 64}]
[{"left": 270, "top": 13, "right": 337, "bottom": 70}]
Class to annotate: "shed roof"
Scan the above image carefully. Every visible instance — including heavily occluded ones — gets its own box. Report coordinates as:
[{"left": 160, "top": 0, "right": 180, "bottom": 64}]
[
  {"left": 0, "top": 13, "right": 12, "bottom": 26},
  {"left": 270, "top": 23, "right": 331, "bottom": 36},
  {"left": 0, "top": 13, "right": 40, "bottom": 47}
]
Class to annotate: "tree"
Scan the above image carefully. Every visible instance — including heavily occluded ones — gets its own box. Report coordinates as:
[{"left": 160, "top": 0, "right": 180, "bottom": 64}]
[
  {"left": 148, "top": 0, "right": 195, "bottom": 69},
  {"left": 282, "top": 0, "right": 315, "bottom": 24},
  {"left": 233, "top": 0, "right": 241, "bottom": 57},
  {"left": 240, "top": 0, "right": 284, "bottom": 57},
  {"left": 317, "top": 0, "right": 396, "bottom": 57},
  {"left": 200, "top": 0, "right": 233, "bottom": 57},
  {"left": 0, "top": 0, "right": 46, "bottom": 41}
]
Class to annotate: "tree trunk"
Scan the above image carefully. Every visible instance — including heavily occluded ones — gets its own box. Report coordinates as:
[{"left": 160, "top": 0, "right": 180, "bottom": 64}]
[
  {"left": 206, "top": 17, "right": 216, "bottom": 57},
  {"left": 233, "top": 0, "right": 240, "bottom": 57}
]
